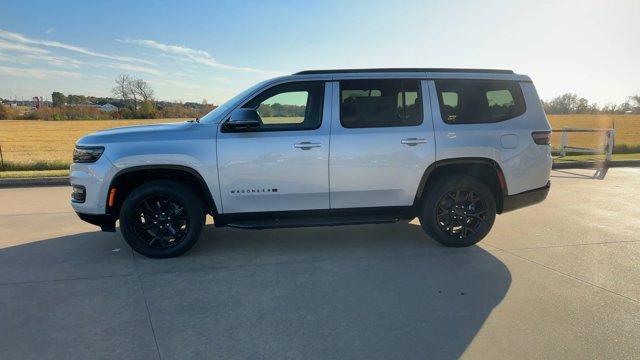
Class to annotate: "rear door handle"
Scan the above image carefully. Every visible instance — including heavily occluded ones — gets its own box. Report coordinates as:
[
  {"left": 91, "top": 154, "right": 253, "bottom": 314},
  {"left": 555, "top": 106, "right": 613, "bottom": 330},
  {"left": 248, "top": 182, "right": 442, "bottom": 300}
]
[
  {"left": 401, "top": 138, "right": 427, "bottom": 146},
  {"left": 294, "top": 141, "right": 322, "bottom": 150}
]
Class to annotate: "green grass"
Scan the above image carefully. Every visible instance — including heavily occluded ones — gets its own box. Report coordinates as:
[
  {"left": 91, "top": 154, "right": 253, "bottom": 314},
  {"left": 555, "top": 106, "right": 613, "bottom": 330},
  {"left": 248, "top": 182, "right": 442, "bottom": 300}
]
[
  {"left": 0, "top": 160, "right": 70, "bottom": 171},
  {"left": 553, "top": 153, "right": 640, "bottom": 162},
  {"left": 613, "top": 143, "right": 640, "bottom": 154},
  {"left": 0, "top": 169, "right": 69, "bottom": 179}
]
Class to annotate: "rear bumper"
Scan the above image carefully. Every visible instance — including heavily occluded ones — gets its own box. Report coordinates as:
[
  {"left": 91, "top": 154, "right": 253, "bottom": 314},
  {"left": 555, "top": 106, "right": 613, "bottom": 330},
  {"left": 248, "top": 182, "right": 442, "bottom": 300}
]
[
  {"left": 76, "top": 212, "right": 116, "bottom": 232},
  {"left": 501, "top": 181, "right": 550, "bottom": 213}
]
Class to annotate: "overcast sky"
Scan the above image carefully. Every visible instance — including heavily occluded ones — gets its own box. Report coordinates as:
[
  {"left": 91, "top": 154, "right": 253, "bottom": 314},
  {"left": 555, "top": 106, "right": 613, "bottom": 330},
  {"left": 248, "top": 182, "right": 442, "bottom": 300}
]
[{"left": 0, "top": 0, "right": 638, "bottom": 105}]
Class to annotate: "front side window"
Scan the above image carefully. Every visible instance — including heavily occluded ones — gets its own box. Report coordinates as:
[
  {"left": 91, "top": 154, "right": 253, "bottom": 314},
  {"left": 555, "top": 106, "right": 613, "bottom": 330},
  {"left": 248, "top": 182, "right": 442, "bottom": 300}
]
[
  {"left": 242, "top": 81, "right": 324, "bottom": 131},
  {"left": 435, "top": 80, "right": 525, "bottom": 124},
  {"left": 340, "top": 79, "right": 422, "bottom": 128}
]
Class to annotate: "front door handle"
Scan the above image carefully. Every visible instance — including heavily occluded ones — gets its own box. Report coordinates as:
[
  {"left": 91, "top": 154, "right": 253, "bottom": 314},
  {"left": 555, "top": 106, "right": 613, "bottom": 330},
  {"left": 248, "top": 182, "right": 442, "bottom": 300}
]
[
  {"left": 401, "top": 138, "right": 427, "bottom": 146},
  {"left": 294, "top": 141, "right": 322, "bottom": 150}
]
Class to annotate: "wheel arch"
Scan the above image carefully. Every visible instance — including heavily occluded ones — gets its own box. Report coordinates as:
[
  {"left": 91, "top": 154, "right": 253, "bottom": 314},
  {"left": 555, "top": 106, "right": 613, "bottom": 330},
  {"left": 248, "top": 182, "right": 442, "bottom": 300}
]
[
  {"left": 413, "top": 158, "right": 508, "bottom": 214},
  {"left": 106, "top": 165, "right": 218, "bottom": 217}
]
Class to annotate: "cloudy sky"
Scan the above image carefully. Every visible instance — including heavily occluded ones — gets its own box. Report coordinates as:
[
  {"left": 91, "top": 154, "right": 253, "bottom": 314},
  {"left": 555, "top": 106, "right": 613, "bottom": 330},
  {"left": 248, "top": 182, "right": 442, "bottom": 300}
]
[{"left": 0, "top": 0, "right": 638, "bottom": 105}]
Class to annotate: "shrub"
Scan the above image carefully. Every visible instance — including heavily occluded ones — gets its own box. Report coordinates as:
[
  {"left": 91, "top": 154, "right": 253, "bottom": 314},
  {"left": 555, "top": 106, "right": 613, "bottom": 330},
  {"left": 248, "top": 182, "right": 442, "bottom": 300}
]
[
  {"left": 613, "top": 143, "right": 640, "bottom": 154},
  {"left": 138, "top": 101, "right": 158, "bottom": 119}
]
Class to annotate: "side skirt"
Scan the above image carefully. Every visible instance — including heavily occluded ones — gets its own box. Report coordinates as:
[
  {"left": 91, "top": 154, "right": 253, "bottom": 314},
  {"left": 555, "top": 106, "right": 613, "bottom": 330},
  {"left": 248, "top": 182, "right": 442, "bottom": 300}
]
[{"left": 214, "top": 206, "right": 416, "bottom": 230}]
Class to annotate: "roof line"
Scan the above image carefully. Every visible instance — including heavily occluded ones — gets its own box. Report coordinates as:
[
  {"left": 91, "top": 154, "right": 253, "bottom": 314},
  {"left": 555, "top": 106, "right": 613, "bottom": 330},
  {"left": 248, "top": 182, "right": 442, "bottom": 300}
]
[{"left": 294, "top": 68, "right": 514, "bottom": 75}]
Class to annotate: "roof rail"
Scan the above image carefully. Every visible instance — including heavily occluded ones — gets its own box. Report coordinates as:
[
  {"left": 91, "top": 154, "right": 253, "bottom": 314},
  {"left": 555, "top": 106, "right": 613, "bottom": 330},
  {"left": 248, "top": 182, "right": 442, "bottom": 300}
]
[{"left": 294, "top": 68, "right": 514, "bottom": 75}]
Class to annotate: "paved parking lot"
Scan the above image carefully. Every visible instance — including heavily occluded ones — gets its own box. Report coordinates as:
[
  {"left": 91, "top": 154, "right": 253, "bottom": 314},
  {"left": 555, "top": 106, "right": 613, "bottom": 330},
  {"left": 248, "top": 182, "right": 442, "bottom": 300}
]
[{"left": 1, "top": 168, "right": 639, "bottom": 359}]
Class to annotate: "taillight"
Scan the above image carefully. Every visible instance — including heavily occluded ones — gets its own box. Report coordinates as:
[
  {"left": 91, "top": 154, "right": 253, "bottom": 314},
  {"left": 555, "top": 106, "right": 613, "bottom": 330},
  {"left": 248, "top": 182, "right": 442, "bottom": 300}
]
[{"left": 532, "top": 131, "right": 551, "bottom": 145}]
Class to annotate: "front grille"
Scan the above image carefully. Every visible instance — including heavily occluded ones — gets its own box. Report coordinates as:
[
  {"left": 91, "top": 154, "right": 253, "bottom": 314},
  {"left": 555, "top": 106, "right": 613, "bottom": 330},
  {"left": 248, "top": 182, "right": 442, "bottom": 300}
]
[{"left": 71, "top": 185, "right": 86, "bottom": 203}]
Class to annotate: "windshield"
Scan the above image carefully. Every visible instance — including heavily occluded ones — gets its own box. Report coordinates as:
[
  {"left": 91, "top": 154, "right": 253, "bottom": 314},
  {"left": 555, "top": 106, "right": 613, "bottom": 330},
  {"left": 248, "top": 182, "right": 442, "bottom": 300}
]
[{"left": 198, "top": 80, "right": 271, "bottom": 123}]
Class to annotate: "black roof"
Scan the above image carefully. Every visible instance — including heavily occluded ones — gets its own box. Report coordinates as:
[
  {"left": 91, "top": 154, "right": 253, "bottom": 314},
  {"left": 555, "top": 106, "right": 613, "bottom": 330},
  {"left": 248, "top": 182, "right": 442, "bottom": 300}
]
[{"left": 294, "top": 68, "right": 514, "bottom": 75}]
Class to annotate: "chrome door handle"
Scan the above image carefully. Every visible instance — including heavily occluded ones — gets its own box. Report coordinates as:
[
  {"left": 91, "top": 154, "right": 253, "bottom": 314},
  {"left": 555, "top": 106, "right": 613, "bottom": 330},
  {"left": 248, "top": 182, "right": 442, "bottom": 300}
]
[
  {"left": 294, "top": 141, "right": 322, "bottom": 150},
  {"left": 401, "top": 138, "right": 427, "bottom": 146}
]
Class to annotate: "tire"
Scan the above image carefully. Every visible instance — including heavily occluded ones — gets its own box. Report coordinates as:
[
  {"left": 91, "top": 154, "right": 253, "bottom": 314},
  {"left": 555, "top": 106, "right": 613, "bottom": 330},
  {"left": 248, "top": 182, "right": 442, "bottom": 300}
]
[
  {"left": 119, "top": 180, "right": 205, "bottom": 258},
  {"left": 419, "top": 175, "right": 496, "bottom": 247}
]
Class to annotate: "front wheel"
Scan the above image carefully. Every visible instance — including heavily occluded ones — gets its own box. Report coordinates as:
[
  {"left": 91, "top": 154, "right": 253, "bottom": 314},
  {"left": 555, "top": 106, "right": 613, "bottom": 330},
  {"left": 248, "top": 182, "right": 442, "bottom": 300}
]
[
  {"left": 419, "top": 175, "right": 496, "bottom": 247},
  {"left": 119, "top": 180, "right": 205, "bottom": 258}
]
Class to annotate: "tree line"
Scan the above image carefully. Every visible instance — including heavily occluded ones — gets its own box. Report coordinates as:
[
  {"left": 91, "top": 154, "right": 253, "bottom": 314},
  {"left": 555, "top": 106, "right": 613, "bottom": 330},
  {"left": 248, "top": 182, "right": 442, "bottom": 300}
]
[
  {"left": 2, "top": 79, "right": 640, "bottom": 120},
  {"left": 542, "top": 92, "right": 640, "bottom": 114},
  {"left": 0, "top": 74, "right": 215, "bottom": 120},
  {"left": 257, "top": 103, "right": 306, "bottom": 117}
]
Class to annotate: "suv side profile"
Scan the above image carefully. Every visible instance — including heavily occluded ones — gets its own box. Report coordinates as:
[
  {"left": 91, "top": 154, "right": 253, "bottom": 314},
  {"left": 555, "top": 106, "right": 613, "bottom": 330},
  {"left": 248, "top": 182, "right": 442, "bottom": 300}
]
[{"left": 71, "top": 68, "right": 552, "bottom": 258}]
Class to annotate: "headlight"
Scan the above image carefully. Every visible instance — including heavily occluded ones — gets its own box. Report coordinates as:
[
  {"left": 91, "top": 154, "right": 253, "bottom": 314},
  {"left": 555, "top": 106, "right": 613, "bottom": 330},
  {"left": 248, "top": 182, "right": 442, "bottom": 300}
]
[{"left": 73, "top": 146, "right": 104, "bottom": 163}]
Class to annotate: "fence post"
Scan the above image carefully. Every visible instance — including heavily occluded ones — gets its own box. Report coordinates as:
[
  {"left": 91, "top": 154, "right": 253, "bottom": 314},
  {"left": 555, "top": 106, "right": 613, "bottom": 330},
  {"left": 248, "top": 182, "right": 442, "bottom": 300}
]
[
  {"left": 606, "top": 129, "right": 614, "bottom": 162},
  {"left": 560, "top": 127, "right": 568, "bottom": 157},
  {"left": 0, "top": 143, "right": 4, "bottom": 170}
]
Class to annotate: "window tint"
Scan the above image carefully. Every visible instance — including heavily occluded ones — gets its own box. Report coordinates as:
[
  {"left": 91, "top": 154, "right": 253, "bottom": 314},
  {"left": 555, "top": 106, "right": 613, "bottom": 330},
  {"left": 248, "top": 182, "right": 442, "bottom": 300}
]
[
  {"left": 435, "top": 80, "right": 525, "bottom": 124},
  {"left": 340, "top": 79, "right": 422, "bottom": 128},
  {"left": 242, "top": 81, "right": 324, "bottom": 131},
  {"left": 442, "top": 92, "right": 458, "bottom": 107},
  {"left": 258, "top": 91, "right": 307, "bottom": 125},
  {"left": 341, "top": 89, "right": 381, "bottom": 101}
]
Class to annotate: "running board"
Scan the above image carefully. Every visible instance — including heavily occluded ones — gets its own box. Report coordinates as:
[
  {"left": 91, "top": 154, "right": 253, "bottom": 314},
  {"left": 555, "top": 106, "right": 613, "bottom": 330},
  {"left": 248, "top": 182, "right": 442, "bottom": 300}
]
[{"left": 226, "top": 215, "right": 400, "bottom": 229}]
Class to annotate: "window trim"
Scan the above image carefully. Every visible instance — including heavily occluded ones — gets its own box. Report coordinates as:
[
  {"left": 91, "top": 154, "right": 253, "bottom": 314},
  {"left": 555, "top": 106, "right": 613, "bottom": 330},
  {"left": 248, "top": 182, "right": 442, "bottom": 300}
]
[
  {"left": 435, "top": 79, "right": 526, "bottom": 125},
  {"left": 223, "top": 80, "right": 325, "bottom": 133},
  {"left": 338, "top": 79, "right": 424, "bottom": 129}
]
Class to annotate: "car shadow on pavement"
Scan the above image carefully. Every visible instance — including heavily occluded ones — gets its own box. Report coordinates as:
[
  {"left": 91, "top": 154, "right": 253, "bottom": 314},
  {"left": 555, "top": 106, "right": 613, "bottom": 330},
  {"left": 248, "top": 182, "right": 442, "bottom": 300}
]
[
  {"left": 0, "top": 221, "right": 511, "bottom": 359},
  {"left": 551, "top": 168, "right": 609, "bottom": 179}
]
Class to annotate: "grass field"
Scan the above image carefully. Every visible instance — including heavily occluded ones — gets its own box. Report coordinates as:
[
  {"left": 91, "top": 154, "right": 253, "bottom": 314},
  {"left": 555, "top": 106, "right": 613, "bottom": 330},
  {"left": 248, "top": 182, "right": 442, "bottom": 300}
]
[
  {"left": 0, "top": 119, "right": 180, "bottom": 168},
  {"left": 0, "top": 115, "right": 639, "bottom": 172},
  {"left": 0, "top": 169, "right": 69, "bottom": 179},
  {"left": 549, "top": 114, "right": 640, "bottom": 152}
]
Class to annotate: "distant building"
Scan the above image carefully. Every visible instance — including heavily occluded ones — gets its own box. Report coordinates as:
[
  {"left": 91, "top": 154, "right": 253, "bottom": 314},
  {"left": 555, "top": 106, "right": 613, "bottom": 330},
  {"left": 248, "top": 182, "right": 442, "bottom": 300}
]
[{"left": 99, "top": 103, "right": 118, "bottom": 112}]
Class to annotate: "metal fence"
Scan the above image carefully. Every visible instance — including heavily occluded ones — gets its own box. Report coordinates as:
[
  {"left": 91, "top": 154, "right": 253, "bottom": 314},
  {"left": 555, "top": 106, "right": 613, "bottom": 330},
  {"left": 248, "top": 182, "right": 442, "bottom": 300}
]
[{"left": 555, "top": 127, "right": 615, "bottom": 161}]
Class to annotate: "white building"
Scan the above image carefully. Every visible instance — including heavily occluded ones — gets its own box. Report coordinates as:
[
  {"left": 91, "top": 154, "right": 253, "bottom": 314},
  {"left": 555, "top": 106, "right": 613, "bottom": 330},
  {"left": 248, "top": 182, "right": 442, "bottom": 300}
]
[{"left": 99, "top": 103, "right": 118, "bottom": 113}]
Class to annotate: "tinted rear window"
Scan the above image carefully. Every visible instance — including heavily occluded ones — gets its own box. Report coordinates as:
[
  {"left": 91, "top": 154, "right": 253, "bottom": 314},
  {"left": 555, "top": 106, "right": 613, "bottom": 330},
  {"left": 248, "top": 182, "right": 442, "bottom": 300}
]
[
  {"left": 340, "top": 79, "right": 422, "bottom": 128},
  {"left": 435, "top": 80, "right": 525, "bottom": 124}
]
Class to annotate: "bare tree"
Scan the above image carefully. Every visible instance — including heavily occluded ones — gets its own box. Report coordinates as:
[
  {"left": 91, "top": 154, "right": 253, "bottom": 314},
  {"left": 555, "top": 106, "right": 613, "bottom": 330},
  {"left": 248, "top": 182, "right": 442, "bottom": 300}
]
[
  {"left": 112, "top": 75, "right": 156, "bottom": 109},
  {"left": 132, "top": 78, "right": 154, "bottom": 102},
  {"left": 112, "top": 74, "right": 132, "bottom": 105}
]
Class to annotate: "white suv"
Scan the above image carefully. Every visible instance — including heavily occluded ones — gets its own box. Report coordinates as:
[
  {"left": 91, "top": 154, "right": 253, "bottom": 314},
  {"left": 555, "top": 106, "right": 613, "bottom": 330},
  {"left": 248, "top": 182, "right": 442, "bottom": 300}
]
[{"left": 71, "top": 68, "right": 552, "bottom": 258}]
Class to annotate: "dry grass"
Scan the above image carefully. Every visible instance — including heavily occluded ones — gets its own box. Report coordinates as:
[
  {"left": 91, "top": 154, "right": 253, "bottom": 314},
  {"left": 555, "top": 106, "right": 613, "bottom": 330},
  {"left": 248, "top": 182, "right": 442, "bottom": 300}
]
[
  {"left": 0, "top": 119, "right": 180, "bottom": 166},
  {"left": 0, "top": 115, "right": 639, "bottom": 170},
  {"left": 548, "top": 114, "right": 640, "bottom": 149}
]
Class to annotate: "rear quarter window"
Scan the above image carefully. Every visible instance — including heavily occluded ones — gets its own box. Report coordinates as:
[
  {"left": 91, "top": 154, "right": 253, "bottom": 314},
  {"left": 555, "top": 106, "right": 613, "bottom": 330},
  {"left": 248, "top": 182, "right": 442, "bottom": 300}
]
[{"left": 435, "top": 80, "right": 526, "bottom": 124}]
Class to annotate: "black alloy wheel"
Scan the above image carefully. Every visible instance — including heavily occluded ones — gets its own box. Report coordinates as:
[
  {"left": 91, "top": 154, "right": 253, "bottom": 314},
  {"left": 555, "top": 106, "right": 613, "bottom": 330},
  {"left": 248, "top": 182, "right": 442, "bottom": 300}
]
[
  {"left": 120, "top": 180, "right": 205, "bottom": 258},
  {"left": 419, "top": 175, "right": 496, "bottom": 247},
  {"left": 435, "top": 188, "right": 487, "bottom": 239},
  {"left": 132, "top": 195, "right": 190, "bottom": 249}
]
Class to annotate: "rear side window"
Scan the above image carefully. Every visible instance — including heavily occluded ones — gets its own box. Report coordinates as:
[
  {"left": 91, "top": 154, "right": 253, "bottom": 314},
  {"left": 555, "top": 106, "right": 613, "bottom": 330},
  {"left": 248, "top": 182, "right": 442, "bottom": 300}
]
[
  {"left": 340, "top": 79, "right": 422, "bottom": 128},
  {"left": 435, "top": 80, "right": 525, "bottom": 124}
]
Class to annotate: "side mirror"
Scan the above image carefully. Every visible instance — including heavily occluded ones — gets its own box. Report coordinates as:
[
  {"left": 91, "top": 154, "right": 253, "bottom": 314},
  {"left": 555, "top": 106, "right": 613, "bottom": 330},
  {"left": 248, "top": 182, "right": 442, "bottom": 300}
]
[{"left": 223, "top": 108, "right": 261, "bottom": 131}]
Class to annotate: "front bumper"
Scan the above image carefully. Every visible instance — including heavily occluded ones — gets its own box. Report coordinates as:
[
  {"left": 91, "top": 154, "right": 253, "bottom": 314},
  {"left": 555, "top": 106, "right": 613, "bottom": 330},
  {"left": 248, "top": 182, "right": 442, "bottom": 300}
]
[
  {"left": 76, "top": 212, "right": 116, "bottom": 232},
  {"left": 69, "top": 154, "right": 116, "bottom": 215},
  {"left": 501, "top": 181, "right": 550, "bottom": 213}
]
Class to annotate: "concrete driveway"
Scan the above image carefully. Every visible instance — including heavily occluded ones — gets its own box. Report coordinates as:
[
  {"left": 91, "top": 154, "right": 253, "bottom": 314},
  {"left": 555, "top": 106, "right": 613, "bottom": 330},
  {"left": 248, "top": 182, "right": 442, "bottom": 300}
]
[{"left": 1, "top": 168, "right": 639, "bottom": 359}]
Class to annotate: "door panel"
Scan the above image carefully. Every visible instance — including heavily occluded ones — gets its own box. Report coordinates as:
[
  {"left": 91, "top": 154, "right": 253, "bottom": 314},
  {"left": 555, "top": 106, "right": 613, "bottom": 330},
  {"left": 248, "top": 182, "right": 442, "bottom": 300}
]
[
  {"left": 329, "top": 80, "right": 435, "bottom": 209},
  {"left": 217, "top": 82, "right": 332, "bottom": 213}
]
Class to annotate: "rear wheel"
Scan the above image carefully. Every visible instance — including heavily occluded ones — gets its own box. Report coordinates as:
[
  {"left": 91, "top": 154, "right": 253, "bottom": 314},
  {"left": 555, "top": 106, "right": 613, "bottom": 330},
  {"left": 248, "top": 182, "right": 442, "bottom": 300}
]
[
  {"left": 120, "top": 180, "right": 205, "bottom": 258},
  {"left": 419, "top": 175, "right": 496, "bottom": 247}
]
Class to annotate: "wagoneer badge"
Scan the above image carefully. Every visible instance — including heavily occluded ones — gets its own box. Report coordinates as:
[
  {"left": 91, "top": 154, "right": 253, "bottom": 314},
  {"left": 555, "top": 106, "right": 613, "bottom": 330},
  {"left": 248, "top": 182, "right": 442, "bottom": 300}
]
[{"left": 230, "top": 188, "right": 278, "bottom": 194}]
